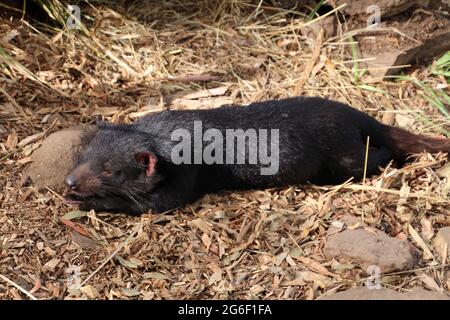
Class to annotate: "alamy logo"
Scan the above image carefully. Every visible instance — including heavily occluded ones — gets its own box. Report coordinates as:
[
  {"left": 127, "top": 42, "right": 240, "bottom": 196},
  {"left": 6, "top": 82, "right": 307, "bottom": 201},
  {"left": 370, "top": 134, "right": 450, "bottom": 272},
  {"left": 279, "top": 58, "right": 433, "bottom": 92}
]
[
  {"left": 66, "top": 265, "right": 81, "bottom": 290},
  {"left": 367, "top": 5, "right": 381, "bottom": 29},
  {"left": 67, "top": 5, "right": 81, "bottom": 30},
  {"left": 170, "top": 121, "right": 280, "bottom": 175},
  {"left": 365, "top": 265, "right": 381, "bottom": 289}
]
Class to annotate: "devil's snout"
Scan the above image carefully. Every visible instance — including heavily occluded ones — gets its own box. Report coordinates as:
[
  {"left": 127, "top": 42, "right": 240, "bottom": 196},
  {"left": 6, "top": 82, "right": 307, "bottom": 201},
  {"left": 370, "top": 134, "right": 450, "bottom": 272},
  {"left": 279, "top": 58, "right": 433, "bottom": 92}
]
[{"left": 66, "top": 175, "right": 78, "bottom": 190}]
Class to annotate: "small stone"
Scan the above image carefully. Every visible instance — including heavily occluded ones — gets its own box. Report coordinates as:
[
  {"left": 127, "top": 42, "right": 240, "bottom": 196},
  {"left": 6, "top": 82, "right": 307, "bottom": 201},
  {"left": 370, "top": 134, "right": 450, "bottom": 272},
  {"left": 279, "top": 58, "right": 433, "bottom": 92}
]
[
  {"left": 433, "top": 227, "right": 450, "bottom": 259},
  {"left": 320, "top": 287, "right": 449, "bottom": 300},
  {"left": 324, "top": 228, "right": 417, "bottom": 272}
]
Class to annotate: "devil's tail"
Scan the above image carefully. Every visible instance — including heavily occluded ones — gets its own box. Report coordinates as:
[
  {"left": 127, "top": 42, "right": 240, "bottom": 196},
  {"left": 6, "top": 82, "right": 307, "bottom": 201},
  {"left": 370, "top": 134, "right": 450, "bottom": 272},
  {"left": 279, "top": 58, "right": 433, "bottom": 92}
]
[
  {"left": 386, "top": 126, "right": 450, "bottom": 155},
  {"left": 363, "top": 118, "right": 450, "bottom": 160}
]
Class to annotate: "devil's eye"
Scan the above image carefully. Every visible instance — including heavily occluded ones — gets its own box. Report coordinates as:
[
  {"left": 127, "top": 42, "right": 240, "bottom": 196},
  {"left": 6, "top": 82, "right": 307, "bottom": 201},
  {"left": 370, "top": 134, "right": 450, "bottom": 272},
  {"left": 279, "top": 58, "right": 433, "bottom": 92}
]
[{"left": 102, "top": 170, "right": 113, "bottom": 176}]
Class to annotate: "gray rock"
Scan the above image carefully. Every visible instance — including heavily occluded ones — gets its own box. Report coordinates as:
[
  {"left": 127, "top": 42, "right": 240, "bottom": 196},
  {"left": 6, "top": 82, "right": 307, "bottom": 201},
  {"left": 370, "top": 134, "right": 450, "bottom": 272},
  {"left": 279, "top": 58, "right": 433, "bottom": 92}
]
[
  {"left": 25, "top": 126, "right": 96, "bottom": 192},
  {"left": 335, "top": 0, "right": 418, "bottom": 17},
  {"left": 320, "top": 287, "right": 449, "bottom": 300},
  {"left": 324, "top": 228, "right": 417, "bottom": 272}
]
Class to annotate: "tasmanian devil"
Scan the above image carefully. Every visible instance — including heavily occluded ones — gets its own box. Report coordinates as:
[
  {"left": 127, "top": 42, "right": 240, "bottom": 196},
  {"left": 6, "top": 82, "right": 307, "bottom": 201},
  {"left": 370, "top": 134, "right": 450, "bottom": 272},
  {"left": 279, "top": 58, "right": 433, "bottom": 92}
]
[{"left": 65, "top": 96, "right": 450, "bottom": 215}]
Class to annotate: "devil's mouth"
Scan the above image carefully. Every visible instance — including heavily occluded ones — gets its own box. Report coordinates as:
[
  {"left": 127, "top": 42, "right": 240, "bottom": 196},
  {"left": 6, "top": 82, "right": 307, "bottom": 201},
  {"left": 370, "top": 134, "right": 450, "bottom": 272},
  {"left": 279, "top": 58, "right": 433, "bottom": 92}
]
[
  {"left": 65, "top": 189, "right": 97, "bottom": 198},
  {"left": 64, "top": 192, "right": 94, "bottom": 205},
  {"left": 64, "top": 198, "right": 83, "bottom": 205}
]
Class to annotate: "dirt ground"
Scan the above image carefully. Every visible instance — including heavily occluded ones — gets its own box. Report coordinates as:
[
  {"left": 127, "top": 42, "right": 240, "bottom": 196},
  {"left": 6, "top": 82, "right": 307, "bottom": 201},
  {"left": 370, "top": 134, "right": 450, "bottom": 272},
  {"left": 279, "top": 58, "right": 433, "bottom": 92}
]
[{"left": 1, "top": 1, "right": 450, "bottom": 300}]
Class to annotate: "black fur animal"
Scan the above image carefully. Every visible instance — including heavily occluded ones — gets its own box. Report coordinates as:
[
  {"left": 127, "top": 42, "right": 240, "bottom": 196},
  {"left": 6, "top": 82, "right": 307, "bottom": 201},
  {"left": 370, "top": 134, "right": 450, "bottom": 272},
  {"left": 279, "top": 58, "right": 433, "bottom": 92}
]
[{"left": 65, "top": 96, "right": 450, "bottom": 215}]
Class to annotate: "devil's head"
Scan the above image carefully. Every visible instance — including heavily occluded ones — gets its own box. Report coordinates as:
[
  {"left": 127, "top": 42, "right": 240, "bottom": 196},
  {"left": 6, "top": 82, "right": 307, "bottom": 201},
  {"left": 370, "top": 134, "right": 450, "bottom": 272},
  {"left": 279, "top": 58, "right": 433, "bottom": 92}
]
[{"left": 65, "top": 122, "right": 162, "bottom": 213}]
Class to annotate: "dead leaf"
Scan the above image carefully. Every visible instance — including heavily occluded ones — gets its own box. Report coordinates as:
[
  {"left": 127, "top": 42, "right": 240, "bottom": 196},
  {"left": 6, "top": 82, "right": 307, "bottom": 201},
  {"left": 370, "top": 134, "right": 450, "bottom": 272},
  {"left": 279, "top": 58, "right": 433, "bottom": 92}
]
[
  {"left": 63, "top": 210, "right": 88, "bottom": 220},
  {"left": 419, "top": 273, "right": 443, "bottom": 292},
  {"left": 129, "top": 257, "right": 144, "bottom": 267},
  {"left": 188, "top": 219, "right": 213, "bottom": 234},
  {"left": 275, "top": 251, "right": 289, "bottom": 266},
  {"left": 29, "top": 278, "right": 41, "bottom": 294},
  {"left": 173, "top": 97, "right": 233, "bottom": 110},
  {"left": 22, "top": 142, "right": 40, "bottom": 156},
  {"left": 18, "top": 132, "right": 45, "bottom": 148},
  {"left": 249, "top": 284, "right": 264, "bottom": 294},
  {"left": 294, "top": 256, "right": 337, "bottom": 277},
  {"left": 420, "top": 217, "right": 434, "bottom": 241},
  {"left": 281, "top": 278, "right": 306, "bottom": 286},
  {"left": 121, "top": 288, "right": 141, "bottom": 297},
  {"left": 395, "top": 114, "right": 415, "bottom": 129},
  {"left": 143, "top": 272, "right": 170, "bottom": 280},
  {"left": 182, "top": 85, "right": 230, "bottom": 100},
  {"left": 17, "top": 157, "right": 32, "bottom": 165},
  {"left": 92, "top": 106, "right": 120, "bottom": 116},
  {"left": 43, "top": 258, "right": 60, "bottom": 272},
  {"left": 208, "top": 270, "right": 222, "bottom": 285},
  {"left": 331, "top": 221, "right": 345, "bottom": 230},
  {"left": 71, "top": 232, "right": 100, "bottom": 249},
  {"left": 80, "top": 285, "right": 99, "bottom": 299},
  {"left": 6, "top": 132, "right": 18, "bottom": 150},
  {"left": 438, "top": 163, "right": 450, "bottom": 197},
  {"left": 201, "top": 233, "right": 211, "bottom": 251},
  {"left": 296, "top": 271, "right": 331, "bottom": 284},
  {"left": 408, "top": 224, "right": 435, "bottom": 260},
  {"left": 60, "top": 218, "right": 90, "bottom": 237},
  {"left": 162, "top": 73, "right": 221, "bottom": 83},
  {"left": 116, "top": 255, "right": 139, "bottom": 269},
  {"left": 217, "top": 236, "right": 226, "bottom": 258}
]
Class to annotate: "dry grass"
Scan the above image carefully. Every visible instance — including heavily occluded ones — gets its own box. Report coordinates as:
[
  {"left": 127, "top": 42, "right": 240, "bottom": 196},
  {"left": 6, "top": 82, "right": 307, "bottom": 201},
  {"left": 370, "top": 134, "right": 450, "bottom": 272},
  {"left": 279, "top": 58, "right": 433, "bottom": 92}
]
[{"left": 0, "top": 0, "right": 449, "bottom": 300}]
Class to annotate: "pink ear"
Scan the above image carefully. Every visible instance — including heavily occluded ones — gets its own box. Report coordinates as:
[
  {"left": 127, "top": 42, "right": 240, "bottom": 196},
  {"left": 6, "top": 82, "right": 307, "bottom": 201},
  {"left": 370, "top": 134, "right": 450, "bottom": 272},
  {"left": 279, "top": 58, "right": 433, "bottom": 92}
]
[{"left": 135, "top": 152, "right": 157, "bottom": 177}]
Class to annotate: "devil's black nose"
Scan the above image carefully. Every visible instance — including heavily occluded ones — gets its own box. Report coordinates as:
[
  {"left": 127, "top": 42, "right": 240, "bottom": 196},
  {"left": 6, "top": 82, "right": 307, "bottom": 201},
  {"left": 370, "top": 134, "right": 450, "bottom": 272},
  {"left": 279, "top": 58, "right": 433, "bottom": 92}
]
[{"left": 66, "top": 175, "right": 78, "bottom": 190}]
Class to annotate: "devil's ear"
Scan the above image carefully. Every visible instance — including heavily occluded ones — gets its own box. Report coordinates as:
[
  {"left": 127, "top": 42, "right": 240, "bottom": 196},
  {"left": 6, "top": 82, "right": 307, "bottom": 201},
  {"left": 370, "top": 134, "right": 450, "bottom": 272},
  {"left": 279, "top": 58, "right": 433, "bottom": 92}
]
[
  {"left": 95, "top": 116, "right": 114, "bottom": 128},
  {"left": 135, "top": 152, "right": 157, "bottom": 177},
  {"left": 95, "top": 116, "right": 105, "bottom": 126}
]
